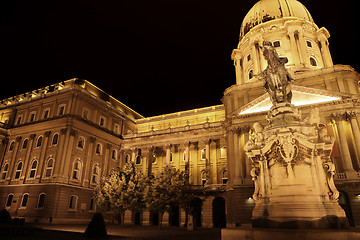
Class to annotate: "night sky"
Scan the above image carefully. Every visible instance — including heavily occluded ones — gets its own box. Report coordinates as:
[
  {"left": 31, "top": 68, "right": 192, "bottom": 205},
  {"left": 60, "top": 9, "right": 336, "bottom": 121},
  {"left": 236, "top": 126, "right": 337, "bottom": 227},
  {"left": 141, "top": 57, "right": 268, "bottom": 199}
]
[{"left": 1, "top": 1, "right": 359, "bottom": 117}]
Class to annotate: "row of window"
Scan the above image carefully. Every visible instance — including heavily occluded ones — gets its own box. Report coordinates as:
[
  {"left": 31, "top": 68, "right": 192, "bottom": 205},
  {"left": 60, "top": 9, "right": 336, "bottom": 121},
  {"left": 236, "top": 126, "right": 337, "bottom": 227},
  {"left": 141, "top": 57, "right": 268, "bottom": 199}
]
[
  {"left": 71, "top": 160, "right": 101, "bottom": 184},
  {"left": 8, "top": 133, "right": 59, "bottom": 152},
  {"left": 1, "top": 158, "right": 101, "bottom": 184},
  {"left": 8, "top": 134, "right": 118, "bottom": 160},
  {"left": 76, "top": 136, "right": 118, "bottom": 160},
  {"left": 16, "top": 105, "right": 122, "bottom": 135},
  {"left": 125, "top": 147, "right": 227, "bottom": 165},
  {"left": 16, "top": 105, "right": 66, "bottom": 125},
  {"left": 5, "top": 193, "right": 96, "bottom": 211},
  {"left": 1, "top": 158, "right": 54, "bottom": 181}
]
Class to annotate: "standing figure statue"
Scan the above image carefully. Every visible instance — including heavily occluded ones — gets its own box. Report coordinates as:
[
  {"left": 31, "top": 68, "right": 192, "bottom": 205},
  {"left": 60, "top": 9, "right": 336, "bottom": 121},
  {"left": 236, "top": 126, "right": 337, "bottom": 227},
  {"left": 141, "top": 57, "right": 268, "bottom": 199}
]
[{"left": 259, "top": 41, "right": 293, "bottom": 104}]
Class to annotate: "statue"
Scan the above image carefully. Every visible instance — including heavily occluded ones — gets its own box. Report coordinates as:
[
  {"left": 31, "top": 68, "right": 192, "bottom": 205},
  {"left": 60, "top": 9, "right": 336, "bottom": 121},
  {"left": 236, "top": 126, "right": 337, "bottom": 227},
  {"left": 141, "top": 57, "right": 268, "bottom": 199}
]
[{"left": 258, "top": 41, "right": 293, "bottom": 105}]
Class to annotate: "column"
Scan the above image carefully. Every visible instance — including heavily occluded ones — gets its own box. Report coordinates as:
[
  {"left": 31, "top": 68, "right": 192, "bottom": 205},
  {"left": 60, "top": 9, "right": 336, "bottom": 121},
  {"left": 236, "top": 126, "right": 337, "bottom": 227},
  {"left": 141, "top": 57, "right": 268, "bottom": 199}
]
[
  {"left": 165, "top": 144, "right": 171, "bottom": 166},
  {"left": 184, "top": 141, "right": 190, "bottom": 181},
  {"left": 232, "top": 128, "right": 242, "bottom": 185},
  {"left": 38, "top": 131, "right": 51, "bottom": 182},
  {"left": 251, "top": 42, "right": 260, "bottom": 74},
  {"left": 294, "top": 31, "right": 305, "bottom": 66},
  {"left": 147, "top": 147, "right": 154, "bottom": 177},
  {"left": 62, "top": 129, "right": 76, "bottom": 181},
  {"left": 333, "top": 113, "right": 357, "bottom": 179},
  {"left": 131, "top": 148, "right": 137, "bottom": 163},
  {"left": 22, "top": 134, "right": 35, "bottom": 183},
  {"left": 321, "top": 39, "right": 333, "bottom": 67},
  {"left": 7, "top": 136, "right": 21, "bottom": 182},
  {"left": 83, "top": 136, "right": 96, "bottom": 187},
  {"left": 347, "top": 111, "right": 360, "bottom": 169},
  {"left": 103, "top": 143, "right": 111, "bottom": 176},
  {"left": 0, "top": 139, "right": 8, "bottom": 169},
  {"left": 243, "top": 128, "right": 253, "bottom": 184},
  {"left": 204, "top": 139, "right": 211, "bottom": 185},
  {"left": 287, "top": 31, "right": 301, "bottom": 66},
  {"left": 53, "top": 128, "right": 67, "bottom": 179}
]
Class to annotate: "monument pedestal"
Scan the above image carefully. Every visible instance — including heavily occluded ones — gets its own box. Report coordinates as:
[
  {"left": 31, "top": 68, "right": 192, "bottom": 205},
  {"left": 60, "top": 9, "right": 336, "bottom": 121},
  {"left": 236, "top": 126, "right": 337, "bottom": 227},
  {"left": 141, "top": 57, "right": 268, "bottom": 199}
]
[{"left": 221, "top": 228, "right": 360, "bottom": 240}]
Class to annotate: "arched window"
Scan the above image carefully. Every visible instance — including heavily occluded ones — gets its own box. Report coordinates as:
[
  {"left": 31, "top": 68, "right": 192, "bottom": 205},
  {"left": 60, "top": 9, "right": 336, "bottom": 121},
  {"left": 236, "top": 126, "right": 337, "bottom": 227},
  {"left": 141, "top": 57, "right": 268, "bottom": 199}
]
[
  {"left": 112, "top": 149, "right": 117, "bottom": 160},
  {"left": 135, "top": 155, "right": 141, "bottom": 165},
  {"left": 69, "top": 195, "right": 78, "bottom": 210},
  {"left": 169, "top": 152, "right": 173, "bottom": 163},
  {"left": 201, "top": 170, "right": 207, "bottom": 186},
  {"left": 36, "top": 136, "right": 43, "bottom": 148},
  {"left": 96, "top": 143, "right": 102, "bottom": 155},
  {"left": 22, "top": 138, "right": 28, "bottom": 150},
  {"left": 77, "top": 136, "right": 85, "bottom": 149},
  {"left": 249, "top": 69, "right": 254, "bottom": 80},
  {"left": 9, "top": 141, "right": 15, "bottom": 151},
  {"left": 1, "top": 163, "right": 9, "bottom": 180},
  {"left": 183, "top": 150, "right": 190, "bottom": 162},
  {"left": 310, "top": 57, "right": 317, "bottom": 66},
  {"left": 201, "top": 148, "right": 206, "bottom": 160},
  {"left": 91, "top": 165, "right": 100, "bottom": 184},
  {"left": 29, "top": 159, "right": 38, "bottom": 179},
  {"left": 221, "top": 169, "right": 228, "bottom": 184},
  {"left": 37, "top": 193, "right": 46, "bottom": 208},
  {"left": 21, "top": 193, "right": 29, "bottom": 208},
  {"left": 5, "top": 193, "right": 14, "bottom": 208},
  {"left": 152, "top": 153, "right": 157, "bottom": 164},
  {"left": 52, "top": 133, "right": 59, "bottom": 145},
  {"left": 14, "top": 162, "right": 23, "bottom": 179},
  {"left": 125, "top": 154, "right": 130, "bottom": 163},
  {"left": 220, "top": 147, "right": 227, "bottom": 159},
  {"left": 45, "top": 158, "right": 54, "bottom": 178},
  {"left": 72, "top": 159, "right": 82, "bottom": 180}
]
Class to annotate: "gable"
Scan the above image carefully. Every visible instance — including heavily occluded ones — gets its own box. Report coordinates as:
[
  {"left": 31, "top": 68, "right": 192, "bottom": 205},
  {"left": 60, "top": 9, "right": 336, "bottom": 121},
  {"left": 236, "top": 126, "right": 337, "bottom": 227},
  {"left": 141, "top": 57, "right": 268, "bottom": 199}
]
[{"left": 239, "top": 85, "right": 344, "bottom": 115}]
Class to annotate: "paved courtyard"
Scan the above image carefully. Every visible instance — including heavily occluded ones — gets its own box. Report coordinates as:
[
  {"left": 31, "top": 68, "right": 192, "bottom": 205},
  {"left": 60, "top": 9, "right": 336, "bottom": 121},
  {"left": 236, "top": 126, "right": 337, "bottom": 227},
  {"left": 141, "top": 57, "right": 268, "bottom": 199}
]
[{"left": 25, "top": 224, "right": 222, "bottom": 240}]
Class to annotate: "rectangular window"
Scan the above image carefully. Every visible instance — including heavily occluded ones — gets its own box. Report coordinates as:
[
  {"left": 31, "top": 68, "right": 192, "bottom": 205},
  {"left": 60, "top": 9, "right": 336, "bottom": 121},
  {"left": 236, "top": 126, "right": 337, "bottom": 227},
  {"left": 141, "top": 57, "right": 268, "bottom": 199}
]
[
  {"left": 29, "top": 112, "right": 36, "bottom": 122},
  {"left": 83, "top": 108, "right": 89, "bottom": 120},
  {"left": 43, "top": 109, "right": 50, "bottom": 119},
  {"left": 306, "top": 40, "right": 312, "bottom": 48},
  {"left": 99, "top": 116, "right": 106, "bottom": 127},
  {"left": 16, "top": 115, "right": 23, "bottom": 125},
  {"left": 58, "top": 105, "right": 65, "bottom": 116},
  {"left": 273, "top": 40, "right": 281, "bottom": 47}
]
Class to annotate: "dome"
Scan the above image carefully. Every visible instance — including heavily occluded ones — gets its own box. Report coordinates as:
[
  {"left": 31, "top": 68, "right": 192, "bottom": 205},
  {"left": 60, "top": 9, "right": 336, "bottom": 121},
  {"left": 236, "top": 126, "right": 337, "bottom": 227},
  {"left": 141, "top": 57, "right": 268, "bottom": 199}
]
[{"left": 240, "top": 0, "right": 314, "bottom": 39}]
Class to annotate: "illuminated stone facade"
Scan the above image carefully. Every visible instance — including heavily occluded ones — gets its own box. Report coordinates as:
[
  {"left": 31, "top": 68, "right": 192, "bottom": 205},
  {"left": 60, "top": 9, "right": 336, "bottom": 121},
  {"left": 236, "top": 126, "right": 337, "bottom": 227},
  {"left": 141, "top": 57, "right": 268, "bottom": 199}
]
[{"left": 0, "top": 0, "right": 360, "bottom": 228}]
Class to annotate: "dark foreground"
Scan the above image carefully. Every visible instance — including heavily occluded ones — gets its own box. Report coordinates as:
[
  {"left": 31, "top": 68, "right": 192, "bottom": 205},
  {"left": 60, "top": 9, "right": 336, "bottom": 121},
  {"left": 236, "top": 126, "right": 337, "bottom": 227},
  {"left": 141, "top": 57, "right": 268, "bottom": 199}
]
[{"left": 2, "top": 224, "right": 222, "bottom": 240}]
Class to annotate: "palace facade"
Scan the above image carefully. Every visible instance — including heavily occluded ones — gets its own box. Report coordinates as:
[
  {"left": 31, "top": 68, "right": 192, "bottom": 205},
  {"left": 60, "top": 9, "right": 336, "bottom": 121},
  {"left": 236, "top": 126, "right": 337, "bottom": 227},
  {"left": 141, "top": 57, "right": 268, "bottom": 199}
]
[{"left": 1, "top": 0, "right": 360, "bottom": 228}]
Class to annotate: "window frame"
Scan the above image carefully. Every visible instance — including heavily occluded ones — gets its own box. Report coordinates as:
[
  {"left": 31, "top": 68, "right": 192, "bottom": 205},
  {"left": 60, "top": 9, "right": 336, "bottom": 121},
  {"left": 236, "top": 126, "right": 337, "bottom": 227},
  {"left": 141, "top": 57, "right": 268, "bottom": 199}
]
[
  {"left": 28, "top": 159, "right": 38, "bottom": 179},
  {"left": 135, "top": 155, "right": 141, "bottom": 165},
  {"left": 95, "top": 143, "right": 102, "bottom": 155},
  {"left": 36, "top": 136, "right": 43, "bottom": 148},
  {"left": 201, "top": 148, "right": 206, "bottom": 160},
  {"left": 77, "top": 136, "right": 85, "bottom": 150},
  {"left": 1, "top": 162, "right": 9, "bottom": 180},
  {"left": 51, "top": 133, "right": 59, "bottom": 145},
  {"left": 57, "top": 104, "right": 66, "bottom": 116},
  {"left": 37, "top": 193, "right": 46, "bottom": 208},
  {"left": 82, "top": 107, "right": 90, "bottom": 120},
  {"left": 91, "top": 165, "right": 100, "bottom": 184},
  {"left": 16, "top": 114, "right": 23, "bottom": 125},
  {"left": 21, "top": 138, "right": 29, "bottom": 150},
  {"left": 14, "top": 161, "right": 23, "bottom": 180},
  {"left": 20, "top": 193, "right": 30, "bottom": 208},
  {"left": 72, "top": 159, "right": 82, "bottom": 181},
  {"left": 5, "top": 193, "right": 14, "bottom": 208},
  {"left": 8, "top": 141, "right": 15, "bottom": 152},
  {"left": 44, "top": 158, "right": 54, "bottom": 178},
  {"left": 99, "top": 116, "right": 106, "bottom": 127},
  {"left": 112, "top": 149, "right": 117, "bottom": 160},
  {"left": 69, "top": 195, "right": 78, "bottom": 210},
  {"left": 220, "top": 146, "right": 227, "bottom": 159},
  {"left": 29, "top": 111, "right": 37, "bottom": 122},
  {"left": 43, "top": 108, "right": 50, "bottom": 119}
]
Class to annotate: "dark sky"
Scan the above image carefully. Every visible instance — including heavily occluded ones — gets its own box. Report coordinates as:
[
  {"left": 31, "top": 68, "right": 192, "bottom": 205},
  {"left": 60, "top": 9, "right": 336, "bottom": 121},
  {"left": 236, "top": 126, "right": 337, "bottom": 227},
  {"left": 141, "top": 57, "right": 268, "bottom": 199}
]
[{"left": 0, "top": 0, "right": 359, "bottom": 117}]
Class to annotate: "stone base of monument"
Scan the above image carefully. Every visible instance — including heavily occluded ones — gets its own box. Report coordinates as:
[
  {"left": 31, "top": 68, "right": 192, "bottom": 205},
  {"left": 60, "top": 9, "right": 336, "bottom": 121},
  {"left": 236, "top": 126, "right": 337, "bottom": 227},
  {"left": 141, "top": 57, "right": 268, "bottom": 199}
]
[{"left": 221, "top": 227, "right": 360, "bottom": 240}]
